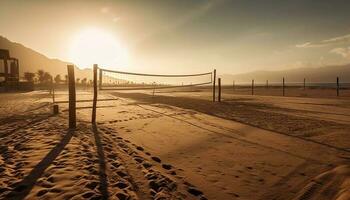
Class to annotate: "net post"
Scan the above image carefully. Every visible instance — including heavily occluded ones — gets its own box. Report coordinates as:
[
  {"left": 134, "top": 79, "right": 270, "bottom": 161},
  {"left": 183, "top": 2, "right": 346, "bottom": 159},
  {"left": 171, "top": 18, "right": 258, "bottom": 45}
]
[
  {"left": 99, "top": 68, "right": 102, "bottom": 90},
  {"left": 92, "top": 64, "right": 98, "bottom": 124},
  {"left": 337, "top": 77, "right": 339, "bottom": 97},
  {"left": 218, "top": 78, "right": 221, "bottom": 102},
  {"left": 282, "top": 77, "right": 285, "bottom": 96},
  {"left": 251, "top": 79, "right": 254, "bottom": 95},
  {"left": 67, "top": 65, "right": 76, "bottom": 129},
  {"left": 213, "top": 69, "right": 216, "bottom": 102}
]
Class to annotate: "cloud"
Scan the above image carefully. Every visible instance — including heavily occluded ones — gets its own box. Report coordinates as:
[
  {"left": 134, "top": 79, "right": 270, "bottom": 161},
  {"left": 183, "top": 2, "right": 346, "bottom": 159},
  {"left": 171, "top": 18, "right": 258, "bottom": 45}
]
[
  {"left": 330, "top": 47, "right": 350, "bottom": 58},
  {"left": 296, "top": 33, "right": 350, "bottom": 48}
]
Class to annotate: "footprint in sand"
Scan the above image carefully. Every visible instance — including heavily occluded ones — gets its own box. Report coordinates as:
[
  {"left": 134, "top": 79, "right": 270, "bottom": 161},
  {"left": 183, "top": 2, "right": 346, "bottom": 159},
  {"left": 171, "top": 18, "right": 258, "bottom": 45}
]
[
  {"left": 151, "top": 156, "right": 161, "bottom": 163},
  {"left": 133, "top": 156, "right": 144, "bottom": 163},
  {"left": 187, "top": 187, "right": 203, "bottom": 197},
  {"left": 36, "top": 189, "right": 48, "bottom": 197},
  {"left": 136, "top": 146, "right": 144, "bottom": 151},
  {"left": 85, "top": 181, "right": 98, "bottom": 190},
  {"left": 162, "top": 164, "right": 172, "bottom": 170},
  {"left": 81, "top": 191, "right": 95, "bottom": 198},
  {"left": 114, "top": 180, "right": 129, "bottom": 189}
]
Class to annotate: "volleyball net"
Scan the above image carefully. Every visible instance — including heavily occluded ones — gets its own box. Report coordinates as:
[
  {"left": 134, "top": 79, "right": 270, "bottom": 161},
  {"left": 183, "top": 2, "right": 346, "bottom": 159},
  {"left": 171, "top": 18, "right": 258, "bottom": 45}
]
[{"left": 98, "top": 68, "right": 214, "bottom": 91}]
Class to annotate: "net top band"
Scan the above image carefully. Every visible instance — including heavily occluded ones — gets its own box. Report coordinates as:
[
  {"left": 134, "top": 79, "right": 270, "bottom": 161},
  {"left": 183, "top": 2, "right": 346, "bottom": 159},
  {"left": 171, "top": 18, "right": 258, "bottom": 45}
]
[{"left": 100, "top": 68, "right": 213, "bottom": 77}]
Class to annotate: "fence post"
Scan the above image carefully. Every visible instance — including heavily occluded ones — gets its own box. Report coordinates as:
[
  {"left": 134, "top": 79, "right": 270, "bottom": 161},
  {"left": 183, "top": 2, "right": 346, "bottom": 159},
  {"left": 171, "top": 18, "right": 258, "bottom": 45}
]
[
  {"left": 251, "top": 79, "right": 254, "bottom": 95},
  {"left": 337, "top": 77, "right": 339, "bottom": 97},
  {"left": 303, "top": 78, "right": 306, "bottom": 90},
  {"left": 99, "top": 68, "right": 102, "bottom": 90},
  {"left": 233, "top": 80, "right": 235, "bottom": 91},
  {"left": 92, "top": 64, "right": 98, "bottom": 124},
  {"left": 67, "top": 65, "right": 76, "bottom": 129},
  {"left": 213, "top": 69, "right": 216, "bottom": 102},
  {"left": 51, "top": 77, "right": 55, "bottom": 103},
  {"left": 266, "top": 80, "right": 268, "bottom": 89},
  {"left": 283, "top": 77, "right": 285, "bottom": 96},
  {"left": 218, "top": 78, "right": 221, "bottom": 102}
]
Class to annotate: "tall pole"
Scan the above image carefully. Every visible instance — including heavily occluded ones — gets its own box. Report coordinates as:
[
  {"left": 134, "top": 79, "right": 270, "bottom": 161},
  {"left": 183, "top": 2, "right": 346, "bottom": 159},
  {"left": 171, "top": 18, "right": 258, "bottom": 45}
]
[
  {"left": 67, "top": 65, "right": 76, "bottom": 129},
  {"left": 303, "top": 78, "right": 306, "bottom": 90},
  {"left": 251, "top": 79, "right": 254, "bottom": 95},
  {"left": 92, "top": 64, "right": 98, "bottom": 123},
  {"left": 218, "top": 78, "right": 221, "bottom": 102},
  {"left": 282, "top": 77, "right": 285, "bottom": 96},
  {"left": 337, "top": 77, "right": 339, "bottom": 97},
  {"left": 233, "top": 80, "right": 235, "bottom": 91},
  {"left": 266, "top": 80, "right": 269, "bottom": 89},
  {"left": 213, "top": 69, "right": 216, "bottom": 102},
  {"left": 99, "top": 68, "right": 102, "bottom": 90}
]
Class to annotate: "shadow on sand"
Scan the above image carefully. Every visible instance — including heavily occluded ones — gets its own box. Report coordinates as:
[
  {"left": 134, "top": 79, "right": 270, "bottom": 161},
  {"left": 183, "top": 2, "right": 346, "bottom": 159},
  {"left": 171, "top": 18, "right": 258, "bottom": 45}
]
[
  {"left": 6, "top": 129, "right": 74, "bottom": 200},
  {"left": 112, "top": 92, "right": 350, "bottom": 153},
  {"left": 92, "top": 124, "right": 110, "bottom": 200}
]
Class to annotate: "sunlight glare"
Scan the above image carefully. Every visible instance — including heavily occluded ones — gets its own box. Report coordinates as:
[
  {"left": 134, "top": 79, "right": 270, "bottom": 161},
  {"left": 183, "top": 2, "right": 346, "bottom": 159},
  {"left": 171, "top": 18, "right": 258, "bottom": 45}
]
[{"left": 69, "top": 28, "right": 128, "bottom": 69}]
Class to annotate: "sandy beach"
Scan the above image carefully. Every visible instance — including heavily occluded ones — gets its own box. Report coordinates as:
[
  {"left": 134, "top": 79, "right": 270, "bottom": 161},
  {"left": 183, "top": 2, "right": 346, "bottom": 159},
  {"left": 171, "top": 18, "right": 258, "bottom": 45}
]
[
  {"left": 0, "top": 89, "right": 349, "bottom": 200},
  {"left": 2, "top": 1, "right": 350, "bottom": 199}
]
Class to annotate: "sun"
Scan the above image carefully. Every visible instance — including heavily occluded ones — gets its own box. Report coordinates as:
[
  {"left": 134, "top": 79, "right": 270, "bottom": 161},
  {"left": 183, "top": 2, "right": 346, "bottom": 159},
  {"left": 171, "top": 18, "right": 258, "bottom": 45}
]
[{"left": 69, "top": 27, "right": 128, "bottom": 69}]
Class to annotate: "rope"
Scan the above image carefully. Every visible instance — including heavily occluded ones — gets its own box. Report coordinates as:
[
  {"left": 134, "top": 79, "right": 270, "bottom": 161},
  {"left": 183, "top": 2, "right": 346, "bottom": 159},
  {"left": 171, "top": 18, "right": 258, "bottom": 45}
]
[{"left": 100, "top": 68, "right": 213, "bottom": 77}]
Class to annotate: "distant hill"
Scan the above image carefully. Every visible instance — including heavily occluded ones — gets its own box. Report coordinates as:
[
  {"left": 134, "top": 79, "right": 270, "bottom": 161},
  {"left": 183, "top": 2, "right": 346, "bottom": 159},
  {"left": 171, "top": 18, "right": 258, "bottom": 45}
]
[
  {"left": 220, "top": 64, "right": 350, "bottom": 84},
  {"left": 0, "top": 35, "right": 91, "bottom": 80}
]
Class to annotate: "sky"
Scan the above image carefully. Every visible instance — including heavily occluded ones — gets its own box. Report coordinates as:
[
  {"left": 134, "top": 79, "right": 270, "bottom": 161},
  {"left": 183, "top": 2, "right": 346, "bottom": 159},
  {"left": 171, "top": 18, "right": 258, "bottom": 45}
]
[{"left": 0, "top": 0, "right": 350, "bottom": 74}]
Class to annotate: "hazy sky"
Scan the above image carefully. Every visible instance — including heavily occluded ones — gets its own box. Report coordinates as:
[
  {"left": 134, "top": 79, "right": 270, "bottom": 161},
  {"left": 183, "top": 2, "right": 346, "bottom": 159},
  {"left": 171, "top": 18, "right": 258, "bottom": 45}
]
[{"left": 1, "top": 0, "right": 350, "bottom": 74}]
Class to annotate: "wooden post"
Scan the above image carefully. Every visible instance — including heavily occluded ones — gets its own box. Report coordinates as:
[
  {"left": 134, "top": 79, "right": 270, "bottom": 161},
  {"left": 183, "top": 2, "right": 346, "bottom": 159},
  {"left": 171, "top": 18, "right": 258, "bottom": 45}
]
[
  {"left": 233, "top": 80, "right": 235, "bottom": 91},
  {"left": 99, "top": 68, "right": 102, "bottom": 90},
  {"left": 213, "top": 69, "right": 216, "bottom": 102},
  {"left": 53, "top": 104, "right": 59, "bottom": 115},
  {"left": 51, "top": 78, "right": 55, "bottom": 103},
  {"left": 251, "top": 79, "right": 254, "bottom": 95},
  {"left": 67, "top": 65, "right": 76, "bottom": 129},
  {"left": 282, "top": 77, "right": 285, "bottom": 96},
  {"left": 337, "top": 77, "right": 339, "bottom": 97},
  {"left": 266, "top": 80, "right": 268, "bottom": 89},
  {"left": 218, "top": 78, "right": 221, "bottom": 102},
  {"left": 92, "top": 64, "right": 98, "bottom": 124},
  {"left": 303, "top": 78, "right": 306, "bottom": 90}
]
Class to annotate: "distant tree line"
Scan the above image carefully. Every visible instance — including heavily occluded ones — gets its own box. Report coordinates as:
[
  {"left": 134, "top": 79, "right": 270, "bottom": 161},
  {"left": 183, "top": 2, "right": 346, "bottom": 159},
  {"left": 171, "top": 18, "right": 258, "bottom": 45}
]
[{"left": 23, "top": 70, "right": 92, "bottom": 86}]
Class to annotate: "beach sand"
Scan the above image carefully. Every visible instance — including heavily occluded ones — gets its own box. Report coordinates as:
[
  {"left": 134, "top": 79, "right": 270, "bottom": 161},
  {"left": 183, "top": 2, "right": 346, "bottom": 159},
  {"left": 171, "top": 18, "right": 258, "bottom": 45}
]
[{"left": 0, "top": 89, "right": 349, "bottom": 199}]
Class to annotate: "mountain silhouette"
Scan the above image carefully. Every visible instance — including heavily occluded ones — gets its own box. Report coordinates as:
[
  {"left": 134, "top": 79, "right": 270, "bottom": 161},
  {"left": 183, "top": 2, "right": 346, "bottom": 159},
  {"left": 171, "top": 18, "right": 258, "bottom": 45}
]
[
  {"left": 0, "top": 35, "right": 91, "bottom": 80},
  {"left": 220, "top": 64, "right": 350, "bottom": 85}
]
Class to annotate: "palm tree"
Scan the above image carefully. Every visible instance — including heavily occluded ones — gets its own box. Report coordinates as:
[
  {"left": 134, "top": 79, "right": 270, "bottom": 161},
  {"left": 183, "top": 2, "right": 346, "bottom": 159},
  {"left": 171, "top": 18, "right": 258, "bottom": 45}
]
[
  {"left": 54, "top": 74, "right": 62, "bottom": 84},
  {"left": 37, "top": 70, "right": 45, "bottom": 83},
  {"left": 43, "top": 72, "right": 52, "bottom": 83},
  {"left": 81, "top": 78, "right": 87, "bottom": 85}
]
